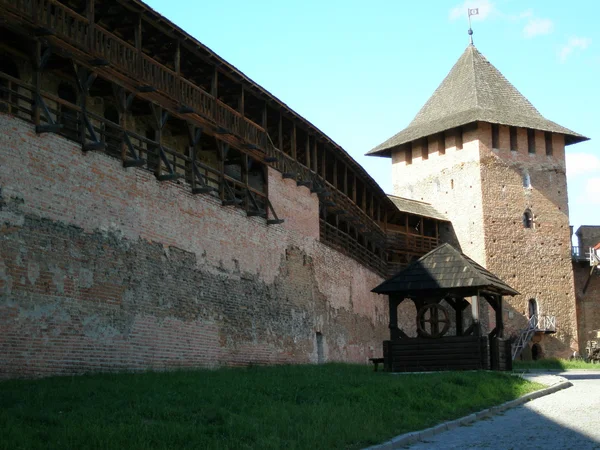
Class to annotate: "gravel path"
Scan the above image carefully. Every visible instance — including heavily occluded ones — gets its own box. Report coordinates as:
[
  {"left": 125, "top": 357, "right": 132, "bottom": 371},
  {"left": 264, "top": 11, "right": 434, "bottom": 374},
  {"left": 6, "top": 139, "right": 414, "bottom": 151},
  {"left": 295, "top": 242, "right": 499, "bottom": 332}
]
[{"left": 408, "top": 371, "right": 600, "bottom": 450}]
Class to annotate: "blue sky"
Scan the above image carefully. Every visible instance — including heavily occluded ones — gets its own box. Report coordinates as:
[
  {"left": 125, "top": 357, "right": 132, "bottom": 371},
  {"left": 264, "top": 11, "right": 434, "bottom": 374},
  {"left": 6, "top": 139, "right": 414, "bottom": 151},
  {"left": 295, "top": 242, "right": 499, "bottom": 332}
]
[{"left": 145, "top": 0, "right": 599, "bottom": 234}]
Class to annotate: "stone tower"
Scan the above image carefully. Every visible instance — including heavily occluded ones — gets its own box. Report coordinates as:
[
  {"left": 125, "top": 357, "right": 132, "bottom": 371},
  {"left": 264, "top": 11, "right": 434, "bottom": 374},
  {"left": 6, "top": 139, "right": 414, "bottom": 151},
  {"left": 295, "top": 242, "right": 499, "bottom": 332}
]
[{"left": 368, "top": 44, "right": 589, "bottom": 358}]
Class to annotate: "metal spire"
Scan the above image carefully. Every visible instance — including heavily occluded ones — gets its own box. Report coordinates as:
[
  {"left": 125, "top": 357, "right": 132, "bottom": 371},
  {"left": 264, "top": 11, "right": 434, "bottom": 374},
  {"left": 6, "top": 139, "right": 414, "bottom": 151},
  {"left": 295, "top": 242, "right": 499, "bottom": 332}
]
[{"left": 468, "top": 8, "right": 479, "bottom": 45}]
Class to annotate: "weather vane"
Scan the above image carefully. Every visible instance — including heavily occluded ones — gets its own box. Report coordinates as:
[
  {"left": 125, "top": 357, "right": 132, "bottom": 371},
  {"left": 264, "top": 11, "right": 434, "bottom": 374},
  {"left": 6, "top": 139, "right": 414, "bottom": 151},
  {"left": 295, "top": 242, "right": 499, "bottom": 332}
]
[{"left": 468, "top": 8, "right": 479, "bottom": 45}]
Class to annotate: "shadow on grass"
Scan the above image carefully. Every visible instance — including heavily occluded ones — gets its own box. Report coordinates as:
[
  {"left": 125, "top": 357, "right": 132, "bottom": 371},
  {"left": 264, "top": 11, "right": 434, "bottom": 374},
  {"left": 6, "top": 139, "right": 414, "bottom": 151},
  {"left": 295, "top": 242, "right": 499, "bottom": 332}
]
[{"left": 0, "top": 364, "right": 542, "bottom": 450}]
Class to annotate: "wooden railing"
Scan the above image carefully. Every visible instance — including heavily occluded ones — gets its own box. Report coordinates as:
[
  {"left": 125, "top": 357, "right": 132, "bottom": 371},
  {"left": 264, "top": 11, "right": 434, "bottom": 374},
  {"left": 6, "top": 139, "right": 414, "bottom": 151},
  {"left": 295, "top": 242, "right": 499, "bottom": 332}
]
[
  {"left": 0, "top": 0, "right": 267, "bottom": 150},
  {"left": 320, "top": 220, "right": 386, "bottom": 276},
  {"left": 388, "top": 231, "right": 438, "bottom": 253},
  {"left": 0, "top": 71, "right": 274, "bottom": 222}
]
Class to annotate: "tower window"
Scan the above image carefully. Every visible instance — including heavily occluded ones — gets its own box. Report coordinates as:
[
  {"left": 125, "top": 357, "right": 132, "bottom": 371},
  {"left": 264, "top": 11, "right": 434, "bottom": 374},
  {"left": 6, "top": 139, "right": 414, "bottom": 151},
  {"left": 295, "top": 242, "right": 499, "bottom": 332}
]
[
  {"left": 545, "top": 132, "right": 553, "bottom": 156},
  {"left": 523, "top": 209, "right": 533, "bottom": 229},
  {"left": 509, "top": 127, "right": 518, "bottom": 151},
  {"left": 522, "top": 170, "right": 531, "bottom": 189},
  {"left": 527, "top": 129, "right": 535, "bottom": 154},
  {"left": 491, "top": 124, "right": 499, "bottom": 149}
]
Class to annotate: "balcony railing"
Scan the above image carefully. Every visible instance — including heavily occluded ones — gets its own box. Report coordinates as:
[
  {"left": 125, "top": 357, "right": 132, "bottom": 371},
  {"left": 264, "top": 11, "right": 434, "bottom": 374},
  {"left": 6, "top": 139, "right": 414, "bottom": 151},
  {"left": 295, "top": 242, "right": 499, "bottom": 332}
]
[
  {"left": 572, "top": 246, "right": 588, "bottom": 262},
  {"left": 0, "top": 0, "right": 267, "bottom": 151},
  {"left": 532, "top": 314, "right": 556, "bottom": 333}
]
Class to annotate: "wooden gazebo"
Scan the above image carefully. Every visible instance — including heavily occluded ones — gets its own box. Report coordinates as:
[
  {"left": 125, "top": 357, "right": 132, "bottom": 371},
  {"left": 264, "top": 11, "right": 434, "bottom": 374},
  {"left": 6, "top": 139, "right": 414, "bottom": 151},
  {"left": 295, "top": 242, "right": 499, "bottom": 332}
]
[{"left": 372, "top": 244, "right": 519, "bottom": 372}]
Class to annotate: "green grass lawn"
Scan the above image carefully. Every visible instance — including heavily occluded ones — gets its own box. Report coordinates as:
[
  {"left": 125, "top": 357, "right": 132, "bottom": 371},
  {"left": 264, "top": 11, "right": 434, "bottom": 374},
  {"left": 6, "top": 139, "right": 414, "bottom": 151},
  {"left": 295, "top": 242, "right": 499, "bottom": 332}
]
[
  {"left": 513, "top": 357, "right": 600, "bottom": 370},
  {"left": 0, "top": 364, "right": 542, "bottom": 450}
]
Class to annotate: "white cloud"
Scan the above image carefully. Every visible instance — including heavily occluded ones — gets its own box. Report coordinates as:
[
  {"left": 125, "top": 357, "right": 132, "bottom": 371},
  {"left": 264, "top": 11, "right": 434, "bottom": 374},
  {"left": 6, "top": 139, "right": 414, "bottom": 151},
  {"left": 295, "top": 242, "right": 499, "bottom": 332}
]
[
  {"left": 566, "top": 152, "right": 600, "bottom": 176},
  {"left": 449, "top": 0, "right": 494, "bottom": 21},
  {"left": 585, "top": 178, "right": 600, "bottom": 204},
  {"left": 523, "top": 18, "right": 554, "bottom": 38},
  {"left": 559, "top": 36, "right": 592, "bottom": 63}
]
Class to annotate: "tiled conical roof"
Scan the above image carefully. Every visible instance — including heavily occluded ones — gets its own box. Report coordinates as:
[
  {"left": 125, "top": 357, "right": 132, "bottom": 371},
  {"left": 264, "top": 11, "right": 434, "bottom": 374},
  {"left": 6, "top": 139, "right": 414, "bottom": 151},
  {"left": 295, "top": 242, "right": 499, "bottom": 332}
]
[
  {"left": 367, "top": 45, "right": 588, "bottom": 157},
  {"left": 372, "top": 243, "right": 519, "bottom": 296}
]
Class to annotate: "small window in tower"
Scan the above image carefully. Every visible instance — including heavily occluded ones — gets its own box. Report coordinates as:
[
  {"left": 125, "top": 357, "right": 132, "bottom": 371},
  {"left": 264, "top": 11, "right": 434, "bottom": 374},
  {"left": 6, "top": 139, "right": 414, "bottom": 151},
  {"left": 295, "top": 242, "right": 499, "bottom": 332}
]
[
  {"left": 422, "top": 138, "right": 428, "bottom": 160},
  {"left": 405, "top": 145, "right": 412, "bottom": 165},
  {"left": 527, "top": 129, "right": 535, "bottom": 154},
  {"left": 510, "top": 127, "right": 518, "bottom": 151},
  {"left": 523, "top": 209, "right": 533, "bottom": 229},
  {"left": 456, "top": 128, "right": 463, "bottom": 150},
  {"left": 522, "top": 170, "right": 531, "bottom": 189},
  {"left": 491, "top": 123, "right": 499, "bottom": 149},
  {"left": 545, "top": 132, "right": 553, "bottom": 156}
]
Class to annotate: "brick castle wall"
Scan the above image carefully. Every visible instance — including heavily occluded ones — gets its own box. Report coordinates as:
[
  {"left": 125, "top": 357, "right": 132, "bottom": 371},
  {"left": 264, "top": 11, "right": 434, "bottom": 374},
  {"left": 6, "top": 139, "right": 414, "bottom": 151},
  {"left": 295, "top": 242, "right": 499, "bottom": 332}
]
[{"left": 0, "top": 114, "right": 389, "bottom": 378}]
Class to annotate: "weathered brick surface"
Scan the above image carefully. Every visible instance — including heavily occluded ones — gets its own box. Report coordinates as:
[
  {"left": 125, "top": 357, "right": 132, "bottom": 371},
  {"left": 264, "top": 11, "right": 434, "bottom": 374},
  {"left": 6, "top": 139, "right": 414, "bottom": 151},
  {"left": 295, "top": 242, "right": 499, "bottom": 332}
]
[
  {"left": 0, "top": 114, "right": 388, "bottom": 378},
  {"left": 574, "top": 226, "right": 600, "bottom": 353},
  {"left": 391, "top": 122, "right": 579, "bottom": 357},
  {"left": 574, "top": 263, "right": 600, "bottom": 353}
]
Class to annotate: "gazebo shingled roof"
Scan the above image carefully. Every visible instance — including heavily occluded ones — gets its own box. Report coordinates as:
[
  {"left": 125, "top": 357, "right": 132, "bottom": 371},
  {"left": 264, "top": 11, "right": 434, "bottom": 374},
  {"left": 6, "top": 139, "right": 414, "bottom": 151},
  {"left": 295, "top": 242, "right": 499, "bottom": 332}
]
[
  {"left": 367, "top": 45, "right": 588, "bottom": 157},
  {"left": 372, "top": 243, "right": 519, "bottom": 296}
]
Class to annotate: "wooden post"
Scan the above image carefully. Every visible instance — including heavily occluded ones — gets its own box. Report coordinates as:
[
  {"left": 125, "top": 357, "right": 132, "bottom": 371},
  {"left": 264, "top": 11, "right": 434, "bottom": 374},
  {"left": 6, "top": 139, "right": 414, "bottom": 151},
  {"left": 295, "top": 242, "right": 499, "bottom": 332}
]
[
  {"left": 351, "top": 171, "right": 356, "bottom": 203},
  {"left": 86, "top": 0, "right": 95, "bottom": 50},
  {"left": 211, "top": 67, "right": 218, "bottom": 97},
  {"left": 134, "top": 14, "right": 142, "bottom": 78},
  {"left": 388, "top": 296, "right": 399, "bottom": 340},
  {"left": 174, "top": 39, "right": 181, "bottom": 75},
  {"left": 291, "top": 122, "right": 296, "bottom": 160},
  {"left": 305, "top": 136, "right": 310, "bottom": 169},
  {"left": 343, "top": 165, "right": 348, "bottom": 195},
  {"left": 384, "top": 209, "right": 388, "bottom": 233},
  {"left": 362, "top": 185, "right": 366, "bottom": 212},
  {"left": 496, "top": 295, "right": 504, "bottom": 338},
  {"left": 261, "top": 103, "right": 267, "bottom": 129},
  {"left": 320, "top": 147, "right": 326, "bottom": 179},
  {"left": 455, "top": 297, "right": 464, "bottom": 336},
  {"left": 239, "top": 86, "right": 245, "bottom": 116},
  {"left": 33, "top": 42, "right": 41, "bottom": 127},
  {"left": 312, "top": 140, "right": 318, "bottom": 172},
  {"left": 278, "top": 113, "right": 283, "bottom": 151},
  {"left": 333, "top": 158, "right": 338, "bottom": 188}
]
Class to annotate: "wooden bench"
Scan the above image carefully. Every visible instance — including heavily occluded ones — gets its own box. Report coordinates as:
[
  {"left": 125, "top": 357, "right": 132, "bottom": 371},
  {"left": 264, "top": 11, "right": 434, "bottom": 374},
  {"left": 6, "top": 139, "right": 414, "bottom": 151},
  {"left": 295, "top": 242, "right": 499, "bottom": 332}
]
[{"left": 369, "top": 358, "right": 385, "bottom": 372}]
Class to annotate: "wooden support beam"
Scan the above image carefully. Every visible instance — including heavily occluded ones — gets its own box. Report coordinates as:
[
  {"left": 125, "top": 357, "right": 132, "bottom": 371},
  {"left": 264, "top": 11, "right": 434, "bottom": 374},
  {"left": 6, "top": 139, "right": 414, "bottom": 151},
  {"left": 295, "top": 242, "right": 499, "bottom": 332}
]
[
  {"left": 211, "top": 67, "right": 218, "bottom": 97},
  {"left": 174, "top": 39, "right": 181, "bottom": 75},
  {"left": 305, "top": 136, "right": 310, "bottom": 169},
  {"left": 384, "top": 209, "right": 388, "bottom": 233},
  {"left": 86, "top": 0, "right": 95, "bottom": 49},
  {"left": 134, "top": 14, "right": 142, "bottom": 77},
  {"left": 496, "top": 295, "right": 504, "bottom": 338},
  {"left": 362, "top": 185, "right": 367, "bottom": 212},
  {"left": 262, "top": 103, "right": 267, "bottom": 129},
  {"left": 239, "top": 86, "right": 245, "bottom": 116},
  {"left": 333, "top": 158, "right": 338, "bottom": 188},
  {"left": 291, "top": 123, "right": 296, "bottom": 160},
  {"left": 278, "top": 113, "right": 283, "bottom": 151},
  {"left": 343, "top": 165, "right": 348, "bottom": 195}
]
